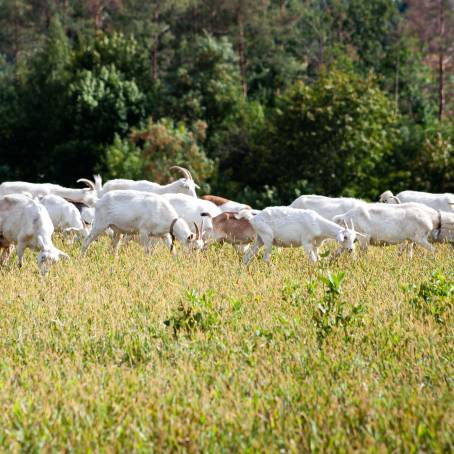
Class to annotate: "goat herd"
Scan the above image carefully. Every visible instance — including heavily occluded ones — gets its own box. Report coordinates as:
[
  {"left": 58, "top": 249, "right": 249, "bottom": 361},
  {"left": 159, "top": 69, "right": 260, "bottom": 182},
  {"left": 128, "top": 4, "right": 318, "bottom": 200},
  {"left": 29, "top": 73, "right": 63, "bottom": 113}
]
[{"left": 0, "top": 166, "right": 453, "bottom": 274}]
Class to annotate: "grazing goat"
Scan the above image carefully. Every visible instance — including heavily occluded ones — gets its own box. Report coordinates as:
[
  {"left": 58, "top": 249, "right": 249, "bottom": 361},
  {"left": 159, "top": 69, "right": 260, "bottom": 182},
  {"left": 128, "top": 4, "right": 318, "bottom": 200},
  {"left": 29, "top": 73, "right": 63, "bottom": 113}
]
[
  {"left": 432, "top": 227, "right": 454, "bottom": 247},
  {"left": 95, "top": 167, "right": 199, "bottom": 198},
  {"left": 0, "top": 194, "right": 69, "bottom": 273},
  {"left": 290, "top": 194, "right": 367, "bottom": 220},
  {"left": 82, "top": 190, "right": 204, "bottom": 254},
  {"left": 67, "top": 201, "right": 95, "bottom": 225},
  {"left": 333, "top": 202, "right": 454, "bottom": 256},
  {"left": 237, "top": 207, "right": 358, "bottom": 264},
  {"left": 38, "top": 194, "right": 88, "bottom": 239},
  {"left": 201, "top": 195, "right": 252, "bottom": 213},
  {"left": 0, "top": 181, "right": 97, "bottom": 206},
  {"left": 211, "top": 212, "right": 256, "bottom": 245},
  {"left": 80, "top": 207, "right": 95, "bottom": 225},
  {"left": 379, "top": 190, "right": 454, "bottom": 212},
  {"left": 162, "top": 193, "right": 221, "bottom": 237}
]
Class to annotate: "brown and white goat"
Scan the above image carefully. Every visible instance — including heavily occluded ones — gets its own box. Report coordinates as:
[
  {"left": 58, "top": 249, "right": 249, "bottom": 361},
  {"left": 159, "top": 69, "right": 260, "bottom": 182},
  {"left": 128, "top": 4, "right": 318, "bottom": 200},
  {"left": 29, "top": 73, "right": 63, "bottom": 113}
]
[
  {"left": 211, "top": 212, "right": 256, "bottom": 245},
  {"left": 201, "top": 195, "right": 252, "bottom": 213}
]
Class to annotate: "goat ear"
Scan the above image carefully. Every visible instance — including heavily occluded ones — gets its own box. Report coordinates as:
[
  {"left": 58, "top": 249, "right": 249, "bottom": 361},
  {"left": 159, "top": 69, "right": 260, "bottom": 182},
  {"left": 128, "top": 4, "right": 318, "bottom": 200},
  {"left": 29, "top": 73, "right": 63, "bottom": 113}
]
[{"left": 194, "top": 183, "right": 200, "bottom": 189}]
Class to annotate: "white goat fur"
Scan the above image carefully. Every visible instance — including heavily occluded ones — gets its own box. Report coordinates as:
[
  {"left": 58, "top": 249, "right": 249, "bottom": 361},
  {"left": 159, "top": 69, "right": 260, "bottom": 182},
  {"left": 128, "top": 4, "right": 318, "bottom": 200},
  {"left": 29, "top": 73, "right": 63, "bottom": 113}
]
[
  {"left": 432, "top": 227, "right": 454, "bottom": 246},
  {"left": 82, "top": 190, "right": 204, "bottom": 254},
  {"left": 379, "top": 190, "right": 454, "bottom": 211},
  {"left": 219, "top": 201, "right": 252, "bottom": 213},
  {"left": 0, "top": 194, "right": 69, "bottom": 272},
  {"left": 290, "top": 194, "right": 368, "bottom": 219},
  {"left": 0, "top": 181, "right": 97, "bottom": 206},
  {"left": 96, "top": 167, "right": 200, "bottom": 199},
  {"left": 237, "top": 207, "right": 357, "bottom": 264},
  {"left": 38, "top": 194, "right": 88, "bottom": 238},
  {"left": 333, "top": 202, "right": 454, "bottom": 254},
  {"left": 80, "top": 206, "right": 95, "bottom": 225},
  {"left": 162, "top": 193, "right": 221, "bottom": 236},
  {"left": 98, "top": 178, "right": 198, "bottom": 198}
]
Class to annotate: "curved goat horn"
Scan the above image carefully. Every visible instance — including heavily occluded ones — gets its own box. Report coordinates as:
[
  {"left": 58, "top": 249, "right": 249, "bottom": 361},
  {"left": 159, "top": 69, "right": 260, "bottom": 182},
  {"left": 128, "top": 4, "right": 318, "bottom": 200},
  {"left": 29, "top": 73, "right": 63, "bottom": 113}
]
[
  {"left": 193, "top": 222, "right": 201, "bottom": 240},
  {"left": 342, "top": 219, "right": 348, "bottom": 229},
  {"left": 199, "top": 217, "right": 205, "bottom": 240},
  {"left": 170, "top": 166, "right": 193, "bottom": 181},
  {"left": 77, "top": 178, "right": 96, "bottom": 190},
  {"left": 350, "top": 219, "right": 355, "bottom": 231}
]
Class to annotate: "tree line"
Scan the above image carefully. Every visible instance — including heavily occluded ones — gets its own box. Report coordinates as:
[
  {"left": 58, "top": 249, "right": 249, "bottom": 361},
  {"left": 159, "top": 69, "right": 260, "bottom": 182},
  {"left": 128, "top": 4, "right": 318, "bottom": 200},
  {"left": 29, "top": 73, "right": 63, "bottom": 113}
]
[{"left": 0, "top": 0, "right": 453, "bottom": 206}]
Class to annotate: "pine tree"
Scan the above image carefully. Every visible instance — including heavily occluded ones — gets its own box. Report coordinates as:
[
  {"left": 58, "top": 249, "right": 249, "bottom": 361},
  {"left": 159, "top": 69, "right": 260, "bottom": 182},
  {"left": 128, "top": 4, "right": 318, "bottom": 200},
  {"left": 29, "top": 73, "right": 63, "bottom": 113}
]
[{"left": 406, "top": 0, "right": 454, "bottom": 120}]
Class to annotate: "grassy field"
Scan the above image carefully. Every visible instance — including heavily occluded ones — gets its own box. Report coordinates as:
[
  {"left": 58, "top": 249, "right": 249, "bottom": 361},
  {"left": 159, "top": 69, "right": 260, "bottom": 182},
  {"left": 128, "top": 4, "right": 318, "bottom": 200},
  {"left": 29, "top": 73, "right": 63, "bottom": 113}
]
[{"left": 0, "top": 238, "right": 452, "bottom": 452}]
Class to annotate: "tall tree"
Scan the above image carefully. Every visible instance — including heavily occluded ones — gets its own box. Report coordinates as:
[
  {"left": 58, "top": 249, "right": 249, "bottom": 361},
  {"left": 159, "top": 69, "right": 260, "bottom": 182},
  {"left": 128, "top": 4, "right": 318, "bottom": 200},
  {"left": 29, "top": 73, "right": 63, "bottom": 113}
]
[
  {"left": 0, "top": 0, "right": 34, "bottom": 61},
  {"left": 406, "top": 0, "right": 454, "bottom": 120},
  {"left": 114, "top": 0, "right": 190, "bottom": 81}
]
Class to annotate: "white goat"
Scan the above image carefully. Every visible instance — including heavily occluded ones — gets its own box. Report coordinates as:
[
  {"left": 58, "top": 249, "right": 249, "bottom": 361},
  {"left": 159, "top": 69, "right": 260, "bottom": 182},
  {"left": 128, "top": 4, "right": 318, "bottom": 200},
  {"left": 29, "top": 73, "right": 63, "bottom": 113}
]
[
  {"left": 333, "top": 202, "right": 454, "bottom": 255},
  {"left": 0, "top": 194, "right": 69, "bottom": 273},
  {"left": 38, "top": 194, "right": 88, "bottom": 239},
  {"left": 290, "top": 194, "right": 368, "bottom": 220},
  {"left": 65, "top": 200, "right": 96, "bottom": 225},
  {"left": 431, "top": 227, "right": 454, "bottom": 246},
  {"left": 237, "top": 207, "right": 358, "bottom": 264},
  {"left": 429, "top": 226, "right": 454, "bottom": 247},
  {"left": 96, "top": 167, "right": 199, "bottom": 198},
  {"left": 379, "top": 190, "right": 454, "bottom": 212},
  {"left": 162, "top": 193, "right": 222, "bottom": 237},
  {"left": 80, "top": 206, "right": 95, "bottom": 225},
  {"left": 0, "top": 180, "right": 97, "bottom": 206},
  {"left": 82, "top": 190, "right": 204, "bottom": 254}
]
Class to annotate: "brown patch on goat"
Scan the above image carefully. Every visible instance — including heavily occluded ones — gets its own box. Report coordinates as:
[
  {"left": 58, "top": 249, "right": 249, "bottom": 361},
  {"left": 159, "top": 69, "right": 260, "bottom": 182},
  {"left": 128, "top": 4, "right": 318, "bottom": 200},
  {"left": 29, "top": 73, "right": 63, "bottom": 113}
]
[
  {"left": 201, "top": 195, "right": 231, "bottom": 206},
  {"left": 0, "top": 197, "right": 15, "bottom": 211},
  {"left": 212, "top": 212, "right": 256, "bottom": 245}
]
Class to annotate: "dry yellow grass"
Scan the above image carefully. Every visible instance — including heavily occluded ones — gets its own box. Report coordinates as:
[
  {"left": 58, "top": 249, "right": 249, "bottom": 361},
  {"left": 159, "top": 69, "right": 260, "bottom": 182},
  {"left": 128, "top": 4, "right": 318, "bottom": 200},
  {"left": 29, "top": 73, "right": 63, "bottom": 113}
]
[{"left": 0, "top": 238, "right": 452, "bottom": 452}]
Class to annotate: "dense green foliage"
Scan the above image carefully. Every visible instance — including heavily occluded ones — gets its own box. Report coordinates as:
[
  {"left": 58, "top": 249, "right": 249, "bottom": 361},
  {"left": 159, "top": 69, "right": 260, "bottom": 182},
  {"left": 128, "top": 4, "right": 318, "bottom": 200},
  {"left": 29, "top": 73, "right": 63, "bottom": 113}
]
[{"left": 0, "top": 0, "right": 452, "bottom": 204}]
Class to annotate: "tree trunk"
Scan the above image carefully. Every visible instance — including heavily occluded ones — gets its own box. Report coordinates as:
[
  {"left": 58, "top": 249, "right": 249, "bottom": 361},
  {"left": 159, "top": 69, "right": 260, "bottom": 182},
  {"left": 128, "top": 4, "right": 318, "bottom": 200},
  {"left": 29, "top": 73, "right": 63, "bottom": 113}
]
[
  {"left": 151, "top": 9, "right": 160, "bottom": 81},
  {"left": 44, "top": 0, "right": 51, "bottom": 31},
  {"left": 237, "top": 10, "right": 247, "bottom": 97},
  {"left": 437, "top": 0, "right": 445, "bottom": 121},
  {"left": 395, "top": 53, "right": 400, "bottom": 114},
  {"left": 13, "top": 17, "right": 19, "bottom": 61},
  {"left": 279, "top": 0, "right": 286, "bottom": 18},
  {"left": 438, "top": 51, "right": 445, "bottom": 121},
  {"left": 93, "top": 0, "right": 104, "bottom": 33}
]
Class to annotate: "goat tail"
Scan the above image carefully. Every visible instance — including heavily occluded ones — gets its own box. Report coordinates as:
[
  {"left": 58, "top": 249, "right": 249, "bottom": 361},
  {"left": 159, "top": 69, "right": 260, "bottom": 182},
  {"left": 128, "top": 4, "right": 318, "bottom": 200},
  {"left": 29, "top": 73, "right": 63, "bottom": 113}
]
[{"left": 235, "top": 209, "right": 254, "bottom": 221}]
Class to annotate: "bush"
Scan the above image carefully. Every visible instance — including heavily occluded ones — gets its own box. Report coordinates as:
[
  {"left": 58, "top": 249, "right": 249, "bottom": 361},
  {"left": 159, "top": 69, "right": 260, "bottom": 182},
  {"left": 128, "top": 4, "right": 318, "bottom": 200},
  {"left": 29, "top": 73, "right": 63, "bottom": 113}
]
[{"left": 104, "top": 118, "right": 215, "bottom": 191}]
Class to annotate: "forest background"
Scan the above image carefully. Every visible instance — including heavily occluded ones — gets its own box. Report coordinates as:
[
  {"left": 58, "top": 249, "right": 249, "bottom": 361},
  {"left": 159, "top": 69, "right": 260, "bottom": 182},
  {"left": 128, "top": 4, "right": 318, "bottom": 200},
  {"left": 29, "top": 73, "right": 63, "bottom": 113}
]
[{"left": 0, "top": 0, "right": 452, "bottom": 207}]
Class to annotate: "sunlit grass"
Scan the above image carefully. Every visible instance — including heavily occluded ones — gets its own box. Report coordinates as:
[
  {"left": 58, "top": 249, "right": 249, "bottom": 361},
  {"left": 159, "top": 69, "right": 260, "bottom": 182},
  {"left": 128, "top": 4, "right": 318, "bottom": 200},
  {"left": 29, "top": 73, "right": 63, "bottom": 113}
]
[{"left": 0, "top": 237, "right": 452, "bottom": 452}]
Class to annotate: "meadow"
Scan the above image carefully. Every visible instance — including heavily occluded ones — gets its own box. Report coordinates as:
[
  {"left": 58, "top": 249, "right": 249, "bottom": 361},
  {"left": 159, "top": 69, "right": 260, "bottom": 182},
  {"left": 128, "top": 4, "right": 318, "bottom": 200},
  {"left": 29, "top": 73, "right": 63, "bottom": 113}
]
[{"left": 0, "top": 238, "right": 452, "bottom": 452}]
